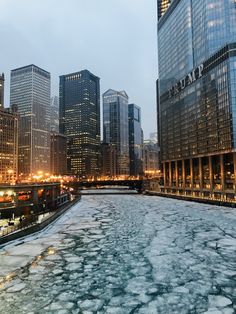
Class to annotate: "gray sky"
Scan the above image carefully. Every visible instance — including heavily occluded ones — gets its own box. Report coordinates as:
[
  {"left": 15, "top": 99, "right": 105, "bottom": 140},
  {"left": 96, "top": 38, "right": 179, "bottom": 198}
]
[{"left": 0, "top": 0, "right": 158, "bottom": 138}]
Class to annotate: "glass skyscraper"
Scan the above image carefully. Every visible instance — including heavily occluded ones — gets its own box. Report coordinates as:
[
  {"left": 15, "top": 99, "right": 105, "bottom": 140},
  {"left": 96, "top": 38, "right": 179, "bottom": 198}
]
[
  {"left": 103, "top": 89, "right": 130, "bottom": 176},
  {"left": 158, "top": 0, "right": 236, "bottom": 200},
  {"left": 59, "top": 70, "right": 100, "bottom": 177},
  {"left": 10, "top": 65, "right": 51, "bottom": 177},
  {"left": 128, "top": 104, "right": 143, "bottom": 176}
]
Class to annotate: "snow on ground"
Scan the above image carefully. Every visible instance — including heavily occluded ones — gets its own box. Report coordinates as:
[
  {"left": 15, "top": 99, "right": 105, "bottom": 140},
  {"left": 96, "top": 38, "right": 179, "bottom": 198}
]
[{"left": 0, "top": 194, "right": 236, "bottom": 313}]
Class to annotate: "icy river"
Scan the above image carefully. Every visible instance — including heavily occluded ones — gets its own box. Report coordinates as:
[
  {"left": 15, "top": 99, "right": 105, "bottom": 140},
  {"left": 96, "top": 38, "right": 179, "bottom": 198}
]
[{"left": 1, "top": 194, "right": 236, "bottom": 313}]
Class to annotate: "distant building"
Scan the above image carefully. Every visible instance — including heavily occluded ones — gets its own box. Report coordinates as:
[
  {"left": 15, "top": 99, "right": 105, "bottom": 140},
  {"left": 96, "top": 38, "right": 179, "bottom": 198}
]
[
  {"left": 50, "top": 133, "right": 67, "bottom": 175},
  {"left": 50, "top": 96, "right": 59, "bottom": 133},
  {"left": 10, "top": 65, "right": 51, "bottom": 177},
  {"left": 101, "top": 143, "right": 117, "bottom": 177},
  {"left": 128, "top": 104, "right": 143, "bottom": 176},
  {"left": 0, "top": 105, "right": 18, "bottom": 183},
  {"left": 143, "top": 140, "right": 159, "bottom": 177},
  {"left": 103, "top": 89, "right": 130, "bottom": 176},
  {"left": 0, "top": 73, "right": 4, "bottom": 109},
  {"left": 59, "top": 70, "right": 100, "bottom": 177},
  {"left": 149, "top": 132, "right": 158, "bottom": 144}
]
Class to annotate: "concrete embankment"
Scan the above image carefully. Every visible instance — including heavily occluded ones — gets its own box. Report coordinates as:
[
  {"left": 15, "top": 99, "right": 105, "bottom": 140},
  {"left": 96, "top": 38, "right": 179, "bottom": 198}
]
[
  {"left": 145, "top": 191, "right": 236, "bottom": 208},
  {"left": 0, "top": 197, "right": 81, "bottom": 246}
]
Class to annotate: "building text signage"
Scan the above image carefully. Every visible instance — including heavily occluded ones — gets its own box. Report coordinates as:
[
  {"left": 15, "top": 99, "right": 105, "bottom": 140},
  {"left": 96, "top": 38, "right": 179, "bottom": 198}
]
[{"left": 168, "top": 64, "right": 204, "bottom": 98}]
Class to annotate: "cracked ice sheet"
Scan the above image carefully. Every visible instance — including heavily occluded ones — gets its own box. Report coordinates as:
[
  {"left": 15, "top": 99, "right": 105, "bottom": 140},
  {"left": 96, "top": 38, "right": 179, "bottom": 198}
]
[
  {"left": 0, "top": 195, "right": 236, "bottom": 313},
  {"left": 0, "top": 199, "right": 94, "bottom": 278}
]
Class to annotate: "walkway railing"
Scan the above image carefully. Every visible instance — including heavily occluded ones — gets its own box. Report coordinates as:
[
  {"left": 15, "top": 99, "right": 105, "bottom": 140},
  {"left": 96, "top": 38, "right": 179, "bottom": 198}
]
[{"left": 1, "top": 215, "right": 38, "bottom": 237}]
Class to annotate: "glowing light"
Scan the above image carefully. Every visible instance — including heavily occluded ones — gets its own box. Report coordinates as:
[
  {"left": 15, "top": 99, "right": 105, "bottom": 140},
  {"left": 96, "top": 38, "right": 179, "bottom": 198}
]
[{"left": 48, "top": 247, "right": 55, "bottom": 255}]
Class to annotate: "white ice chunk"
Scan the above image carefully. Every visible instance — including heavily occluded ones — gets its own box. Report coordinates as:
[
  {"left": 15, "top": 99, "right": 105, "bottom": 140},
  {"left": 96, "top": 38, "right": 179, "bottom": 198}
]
[
  {"left": 208, "top": 295, "right": 232, "bottom": 307},
  {"left": 7, "top": 283, "right": 26, "bottom": 292}
]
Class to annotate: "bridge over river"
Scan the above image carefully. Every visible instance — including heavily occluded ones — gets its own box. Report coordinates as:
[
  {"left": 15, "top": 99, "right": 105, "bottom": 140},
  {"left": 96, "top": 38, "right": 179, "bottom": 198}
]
[{"left": 66, "top": 179, "right": 144, "bottom": 193}]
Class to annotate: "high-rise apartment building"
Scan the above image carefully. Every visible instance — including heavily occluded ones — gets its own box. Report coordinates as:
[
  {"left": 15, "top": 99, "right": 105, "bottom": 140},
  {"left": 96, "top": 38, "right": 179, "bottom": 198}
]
[
  {"left": 158, "top": 0, "right": 236, "bottom": 200},
  {"left": 128, "top": 104, "right": 143, "bottom": 176},
  {"left": 157, "top": 0, "right": 171, "bottom": 20},
  {"left": 59, "top": 70, "right": 100, "bottom": 177},
  {"left": 0, "top": 73, "right": 4, "bottom": 109},
  {"left": 103, "top": 89, "right": 130, "bottom": 176},
  {"left": 0, "top": 105, "right": 18, "bottom": 183},
  {"left": 10, "top": 65, "right": 51, "bottom": 177}
]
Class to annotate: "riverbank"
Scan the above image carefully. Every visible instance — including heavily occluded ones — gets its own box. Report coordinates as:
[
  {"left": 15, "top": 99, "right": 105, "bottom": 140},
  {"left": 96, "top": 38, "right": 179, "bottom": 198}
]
[
  {"left": 145, "top": 190, "right": 236, "bottom": 208},
  {"left": 0, "top": 196, "right": 81, "bottom": 246}
]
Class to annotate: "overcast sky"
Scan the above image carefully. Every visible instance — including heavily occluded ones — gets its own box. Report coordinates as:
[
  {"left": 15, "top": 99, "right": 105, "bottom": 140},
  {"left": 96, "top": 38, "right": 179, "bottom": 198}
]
[{"left": 0, "top": 0, "right": 157, "bottom": 138}]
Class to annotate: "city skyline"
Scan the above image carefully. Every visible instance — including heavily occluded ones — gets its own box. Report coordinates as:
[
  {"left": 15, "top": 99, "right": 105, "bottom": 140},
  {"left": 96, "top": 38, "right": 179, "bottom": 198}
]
[{"left": 0, "top": 0, "right": 158, "bottom": 138}]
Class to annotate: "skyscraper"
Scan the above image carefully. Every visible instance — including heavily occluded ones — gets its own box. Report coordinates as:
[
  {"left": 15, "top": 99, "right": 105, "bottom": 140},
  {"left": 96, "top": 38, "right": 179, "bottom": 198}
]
[
  {"left": 128, "top": 104, "right": 143, "bottom": 176},
  {"left": 143, "top": 139, "right": 159, "bottom": 177},
  {"left": 50, "top": 133, "right": 67, "bottom": 175},
  {"left": 157, "top": 0, "right": 171, "bottom": 20},
  {"left": 103, "top": 89, "right": 130, "bottom": 176},
  {"left": 50, "top": 95, "right": 59, "bottom": 133},
  {"left": 0, "top": 105, "right": 18, "bottom": 183},
  {"left": 59, "top": 70, "right": 100, "bottom": 177},
  {"left": 10, "top": 65, "right": 51, "bottom": 176},
  {"left": 0, "top": 73, "right": 4, "bottom": 109},
  {"left": 158, "top": 0, "right": 236, "bottom": 200}
]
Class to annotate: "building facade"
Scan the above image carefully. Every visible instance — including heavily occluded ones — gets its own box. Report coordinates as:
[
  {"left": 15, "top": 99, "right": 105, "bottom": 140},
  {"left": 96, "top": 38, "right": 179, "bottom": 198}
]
[
  {"left": 101, "top": 142, "right": 117, "bottom": 178},
  {"left": 128, "top": 104, "right": 143, "bottom": 176},
  {"left": 158, "top": 0, "right": 236, "bottom": 200},
  {"left": 143, "top": 140, "right": 159, "bottom": 177},
  {"left": 50, "top": 96, "right": 59, "bottom": 133},
  {"left": 0, "top": 105, "right": 18, "bottom": 183},
  {"left": 10, "top": 65, "right": 51, "bottom": 177},
  {"left": 0, "top": 73, "right": 4, "bottom": 109},
  {"left": 59, "top": 70, "right": 100, "bottom": 178},
  {"left": 157, "top": 0, "right": 171, "bottom": 20},
  {"left": 50, "top": 132, "right": 67, "bottom": 175},
  {"left": 103, "top": 89, "right": 130, "bottom": 176}
]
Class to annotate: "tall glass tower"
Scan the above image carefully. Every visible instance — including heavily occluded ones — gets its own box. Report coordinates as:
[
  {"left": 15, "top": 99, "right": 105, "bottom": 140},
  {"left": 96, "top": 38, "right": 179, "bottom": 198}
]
[
  {"left": 103, "top": 89, "right": 130, "bottom": 176},
  {"left": 59, "top": 70, "right": 100, "bottom": 178},
  {"left": 10, "top": 65, "right": 51, "bottom": 177},
  {"left": 158, "top": 0, "right": 236, "bottom": 200},
  {"left": 128, "top": 104, "right": 143, "bottom": 176}
]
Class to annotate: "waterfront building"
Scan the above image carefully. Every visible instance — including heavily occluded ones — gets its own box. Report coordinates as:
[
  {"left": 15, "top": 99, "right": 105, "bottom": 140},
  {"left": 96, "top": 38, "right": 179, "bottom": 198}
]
[
  {"left": 103, "top": 89, "right": 130, "bottom": 176},
  {"left": 0, "top": 182, "right": 60, "bottom": 219},
  {"left": 10, "top": 65, "right": 51, "bottom": 177},
  {"left": 0, "top": 105, "right": 18, "bottom": 183},
  {"left": 59, "top": 70, "right": 100, "bottom": 178},
  {"left": 158, "top": 0, "right": 236, "bottom": 200},
  {"left": 50, "top": 96, "right": 59, "bottom": 133},
  {"left": 143, "top": 139, "right": 159, "bottom": 177},
  {"left": 101, "top": 142, "right": 117, "bottom": 178},
  {"left": 0, "top": 73, "right": 4, "bottom": 109},
  {"left": 50, "top": 132, "right": 67, "bottom": 175},
  {"left": 128, "top": 104, "right": 143, "bottom": 177},
  {"left": 157, "top": 0, "right": 171, "bottom": 20}
]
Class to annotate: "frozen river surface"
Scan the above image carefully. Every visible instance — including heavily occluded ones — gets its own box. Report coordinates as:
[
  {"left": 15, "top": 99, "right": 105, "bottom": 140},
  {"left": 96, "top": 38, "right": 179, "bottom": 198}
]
[{"left": 1, "top": 195, "right": 236, "bottom": 313}]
